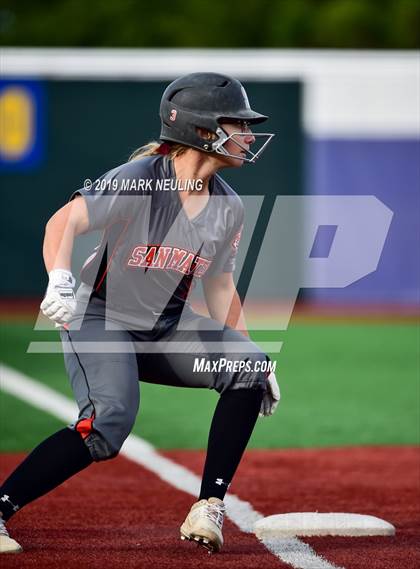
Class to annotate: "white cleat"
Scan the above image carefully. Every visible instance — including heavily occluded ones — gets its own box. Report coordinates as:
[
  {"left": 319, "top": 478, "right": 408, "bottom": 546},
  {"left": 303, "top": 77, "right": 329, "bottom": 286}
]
[
  {"left": 0, "top": 516, "right": 22, "bottom": 554},
  {"left": 180, "top": 497, "right": 226, "bottom": 553}
]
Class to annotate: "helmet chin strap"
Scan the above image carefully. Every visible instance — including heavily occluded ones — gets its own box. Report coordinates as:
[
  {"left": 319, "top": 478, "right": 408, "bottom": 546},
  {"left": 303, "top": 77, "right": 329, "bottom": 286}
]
[{"left": 212, "top": 127, "right": 275, "bottom": 164}]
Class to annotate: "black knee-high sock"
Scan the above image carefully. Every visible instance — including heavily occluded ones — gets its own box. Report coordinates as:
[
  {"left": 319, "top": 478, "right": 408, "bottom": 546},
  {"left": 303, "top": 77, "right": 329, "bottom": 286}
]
[
  {"left": 199, "top": 388, "right": 264, "bottom": 501},
  {"left": 0, "top": 428, "right": 93, "bottom": 521}
]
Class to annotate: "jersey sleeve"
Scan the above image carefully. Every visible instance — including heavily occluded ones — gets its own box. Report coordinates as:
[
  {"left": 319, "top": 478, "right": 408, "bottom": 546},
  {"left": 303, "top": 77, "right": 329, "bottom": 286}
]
[
  {"left": 206, "top": 197, "right": 245, "bottom": 277},
  {"left": 70, "top": 161, "right": 149, "bottom": 231}
]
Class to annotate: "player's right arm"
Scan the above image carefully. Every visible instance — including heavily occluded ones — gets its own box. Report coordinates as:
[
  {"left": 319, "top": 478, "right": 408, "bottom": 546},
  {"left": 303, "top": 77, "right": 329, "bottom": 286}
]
[
  {"left": 41, "top": 159, "right": 148, "bottom": 325},
  {"left": 43, "top": 195, "right": 89, "bottom": 272},
  {"left": 41, "top": 196, "right": 89, "bottom": 326}
]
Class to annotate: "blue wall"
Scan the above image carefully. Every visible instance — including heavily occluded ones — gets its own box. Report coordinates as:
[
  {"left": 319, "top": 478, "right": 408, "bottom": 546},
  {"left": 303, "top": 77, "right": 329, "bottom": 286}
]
[{"left": 306, "top": 138, "right": 420, "bottom": 305}]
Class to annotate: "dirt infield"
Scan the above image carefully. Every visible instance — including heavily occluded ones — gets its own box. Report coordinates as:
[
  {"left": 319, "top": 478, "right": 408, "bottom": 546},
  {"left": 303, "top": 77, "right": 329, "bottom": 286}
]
[
  {"left": 167, "top": 446, "right": 420, "bottom": 568},
  {"left": 1, "top": 446, "right": 419, "bottom": 568}
]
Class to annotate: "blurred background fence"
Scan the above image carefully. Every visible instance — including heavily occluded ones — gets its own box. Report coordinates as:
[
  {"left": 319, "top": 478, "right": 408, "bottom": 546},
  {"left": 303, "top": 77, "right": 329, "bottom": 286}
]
[{"left": 1, "top": 49, "right": 418, "bottom": 307}]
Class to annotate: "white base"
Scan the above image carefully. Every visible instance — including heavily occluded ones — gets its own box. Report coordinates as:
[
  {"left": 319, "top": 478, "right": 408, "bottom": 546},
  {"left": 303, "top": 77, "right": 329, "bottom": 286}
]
[{"left": 254, "top": 513, "right": 396, "bottom": 538}]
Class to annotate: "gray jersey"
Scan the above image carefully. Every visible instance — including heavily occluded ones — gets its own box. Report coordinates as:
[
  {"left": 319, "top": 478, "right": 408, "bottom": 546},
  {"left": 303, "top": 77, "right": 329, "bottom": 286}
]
[{"left": 72, "top": 154, "right": 244, "bottom": 321}]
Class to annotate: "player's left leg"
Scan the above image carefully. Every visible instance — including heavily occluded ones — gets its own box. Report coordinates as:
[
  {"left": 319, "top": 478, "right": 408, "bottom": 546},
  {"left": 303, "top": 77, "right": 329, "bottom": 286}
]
[
  {"left": 179, "top": 386, "right": 263, "bottom": 552},
  {"left": 139, "top": 312, "right": 267, "bottom": 552}
]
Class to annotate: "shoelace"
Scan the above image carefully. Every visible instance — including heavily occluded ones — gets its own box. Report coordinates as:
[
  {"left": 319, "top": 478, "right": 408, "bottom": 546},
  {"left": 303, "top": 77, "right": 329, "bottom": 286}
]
[
  {"left": 0, "top": 518, "right": 10, "bottom": 537},
  {"left": 203, "top": 502, "right": 226, "bottom": 529}
]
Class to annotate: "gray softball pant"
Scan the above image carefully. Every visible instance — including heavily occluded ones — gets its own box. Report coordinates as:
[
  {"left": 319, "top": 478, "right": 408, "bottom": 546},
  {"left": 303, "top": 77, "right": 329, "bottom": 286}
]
[{"left": 61, "top": 297, "right": 268, "bottom": 462}]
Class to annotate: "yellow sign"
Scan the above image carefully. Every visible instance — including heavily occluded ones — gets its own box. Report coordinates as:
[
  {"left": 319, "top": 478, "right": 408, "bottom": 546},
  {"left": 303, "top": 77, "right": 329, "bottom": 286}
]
[{"left": 0, "top": 87, "right": 34, "bottom": 160}]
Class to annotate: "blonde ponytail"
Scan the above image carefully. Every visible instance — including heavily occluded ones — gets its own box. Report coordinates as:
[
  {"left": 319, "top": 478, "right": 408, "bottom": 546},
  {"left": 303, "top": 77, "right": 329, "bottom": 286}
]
[{"left": 128, "top": 141, "right": 189, "bottom": 162}]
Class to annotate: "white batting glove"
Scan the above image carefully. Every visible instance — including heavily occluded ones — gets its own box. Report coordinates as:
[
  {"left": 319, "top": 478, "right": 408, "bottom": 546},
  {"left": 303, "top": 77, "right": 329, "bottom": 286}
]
[
  {"left": 40, "top": 269, "right": 76, "bottom": 326},
  {"left": 259, "top": 371, "right": 281, "bottom": 417}
]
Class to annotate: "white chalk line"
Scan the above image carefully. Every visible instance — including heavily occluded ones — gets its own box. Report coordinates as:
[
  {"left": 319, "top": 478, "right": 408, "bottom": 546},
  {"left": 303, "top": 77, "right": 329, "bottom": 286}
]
[{"left": 0, "top": 363, "right": 343, "bottom": 569}]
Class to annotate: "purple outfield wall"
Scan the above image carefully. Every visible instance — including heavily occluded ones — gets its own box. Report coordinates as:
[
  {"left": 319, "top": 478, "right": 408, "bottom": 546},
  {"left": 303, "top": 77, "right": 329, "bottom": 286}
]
[
  {"left": 300, "top": 52, "right": 419, "bottom": 306},
  {"left": 307, "top": 137, "right": 420, "bottom": 304}
]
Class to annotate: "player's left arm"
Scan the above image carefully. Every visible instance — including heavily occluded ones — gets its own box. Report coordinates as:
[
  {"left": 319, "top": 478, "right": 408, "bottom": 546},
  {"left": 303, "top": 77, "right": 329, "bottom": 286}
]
[
  {"left": 203, "top": 271, "right": 280, "bottom": 416},
  {"left": 202, "top": 272, "right": 249, "bottom": 337}
]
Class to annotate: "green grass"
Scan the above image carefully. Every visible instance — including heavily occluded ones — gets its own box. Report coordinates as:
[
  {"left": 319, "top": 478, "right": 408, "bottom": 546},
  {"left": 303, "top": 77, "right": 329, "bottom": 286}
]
[
  {"left": 0, "top": 319, "right": 419, "bottom": 451},
  {"left": 0, "top": 390, "right": 66, "bottom": 451}
]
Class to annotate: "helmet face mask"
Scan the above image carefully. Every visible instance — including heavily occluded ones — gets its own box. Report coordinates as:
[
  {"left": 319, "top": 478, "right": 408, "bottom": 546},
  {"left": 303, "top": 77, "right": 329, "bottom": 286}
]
[
  {"left": 159, "top": 73, "right": 274, "bottom": 163},
  {"left": 212, "top": 125, "right": 275, "bottom": 164}
]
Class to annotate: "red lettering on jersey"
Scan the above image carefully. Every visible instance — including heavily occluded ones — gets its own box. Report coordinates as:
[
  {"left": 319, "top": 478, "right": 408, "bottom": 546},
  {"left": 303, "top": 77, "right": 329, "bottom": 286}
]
[
  {"left": 166, "top": 248, "right": 187, "bottom": 270},
  {"left": 127, "top": 245, "right": 148, "bottom": 267},
  {"left": 142, "top": 246, "right": 157, "bottom": 267},
  {"left": 127, "top": 244, "right": 212, "bottom": 278},
  {"left": 192, "top": 257, "right": 211, "bottom": 278},
  {"left": 151, "top": 246, "right": 172, "bottom": 269},
  {"left": 177, "top": 252, "right": 195, "bottom": 274},
  {"left": 231, "top": 227, "right": 242, "bottom": 251}
]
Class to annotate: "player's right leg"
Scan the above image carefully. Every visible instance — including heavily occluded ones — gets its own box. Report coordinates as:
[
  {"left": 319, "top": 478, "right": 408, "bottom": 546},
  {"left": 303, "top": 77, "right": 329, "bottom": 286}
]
[
  {"left": 61, "top": 314, "right": 140, "bottom": 462},
  {"left": 0, "top": 427, "right": 93, "bottom": 553},
  {"left": 0, "top": 312, "right": 140, "bottom": 553}
]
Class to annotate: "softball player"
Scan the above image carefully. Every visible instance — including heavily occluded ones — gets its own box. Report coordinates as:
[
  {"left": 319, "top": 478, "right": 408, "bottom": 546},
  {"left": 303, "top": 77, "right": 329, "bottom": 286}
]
[{"left": 0, "top": 73, "right": 280, "bottom": 554}]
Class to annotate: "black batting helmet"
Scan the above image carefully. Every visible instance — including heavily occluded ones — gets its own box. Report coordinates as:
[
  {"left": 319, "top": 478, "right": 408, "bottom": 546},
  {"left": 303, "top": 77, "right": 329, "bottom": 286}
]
[{"left": 159, "top": 73, "right": 273, "bottom": 161}]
